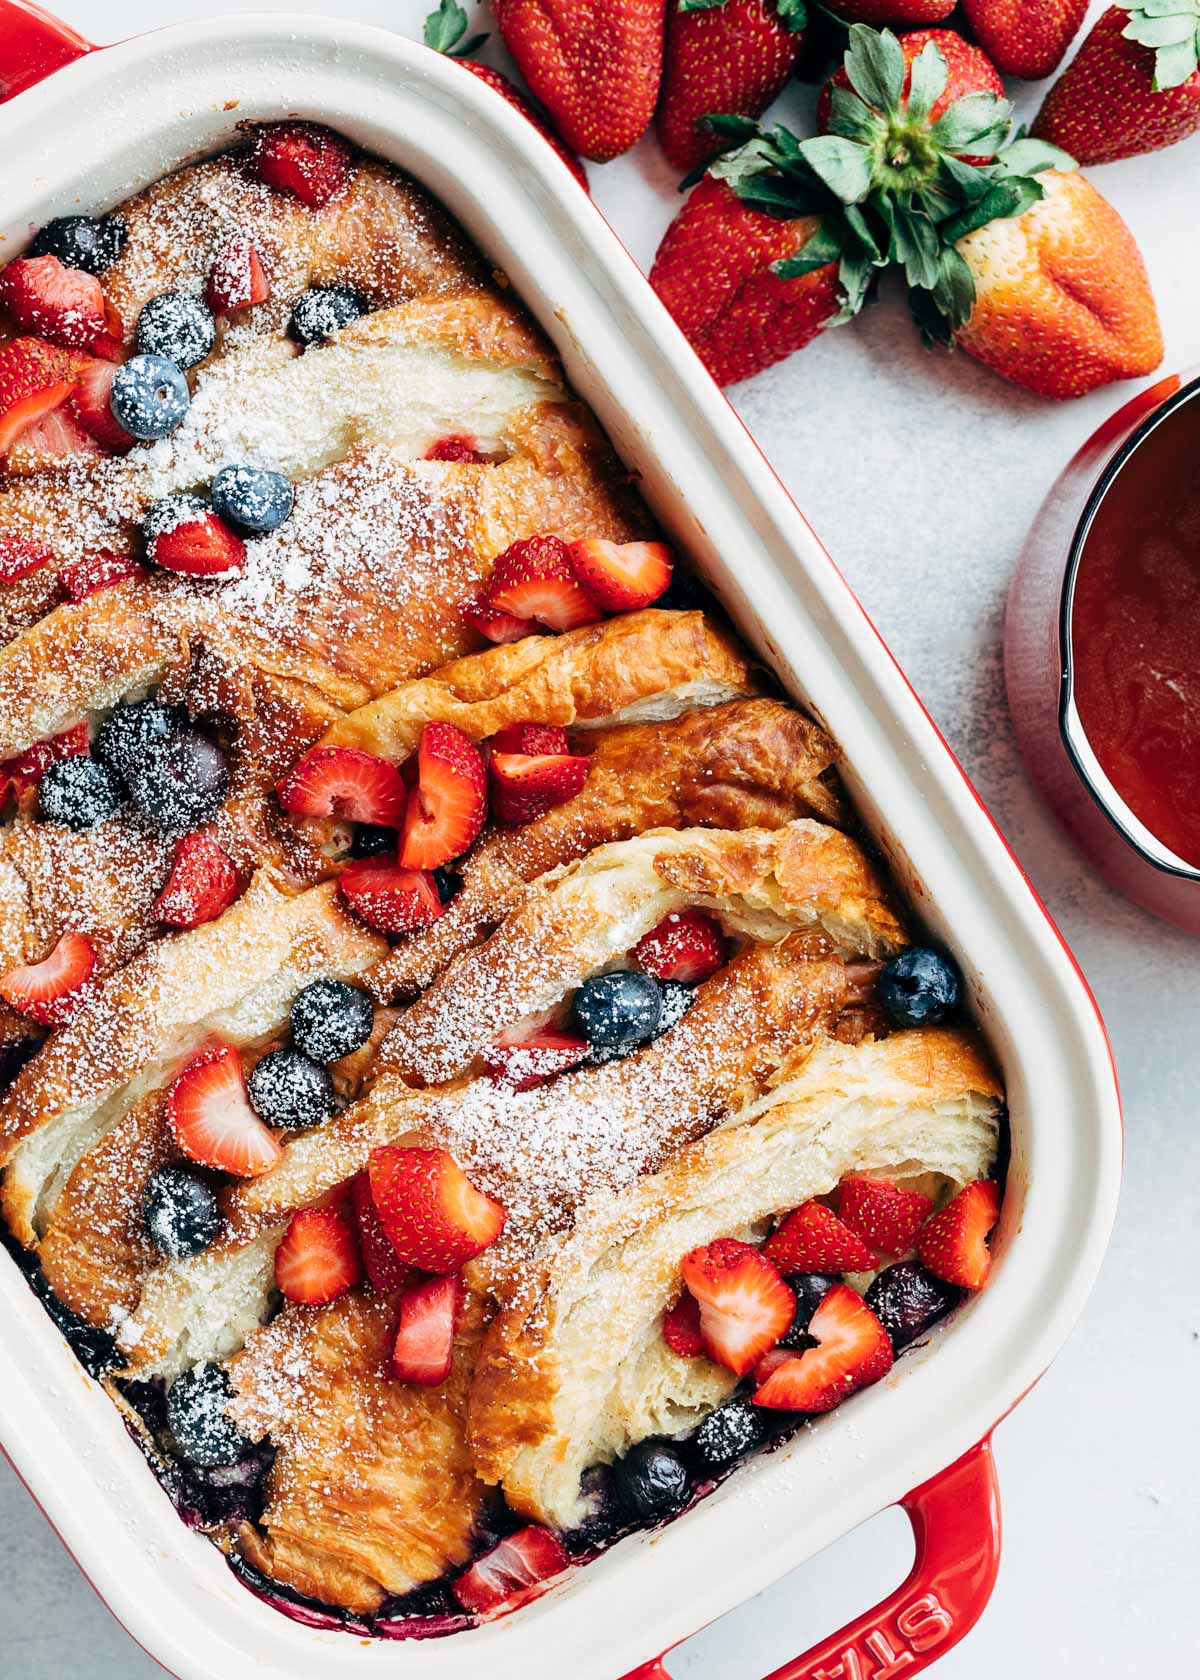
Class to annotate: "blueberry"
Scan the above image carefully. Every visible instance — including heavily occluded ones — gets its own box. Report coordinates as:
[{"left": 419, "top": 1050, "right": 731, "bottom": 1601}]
[
  {"left": 109, "top": 353, "right": 190, "bottom": 440},
  {"left": 143, "top": 1164, "right": 222, "bottom": 1259},
  {"left": 247, "top": 1047, "right": 335, "bottom": 1129},
  {"left": 211, "top": 465, "right": 294, "bottom": 534},
  {"left": 779, "top": 1273, "right": 837, "bottom": 1350},
  {"left": 38, "top": 756, "right": 123, "bottom": 828},
  {"left": 166, "top": 1363, "right": 253, "bottom": 1468},
  {"left": 30, "top": 212, "right": 126, "bottom": 275},
  {"left": 692, "top": 1399, "right": 770, "bottom": 1471},
  {"left": 612, "top": 1438, "right": 690, "bottom": 1523},
  {"left": 135, "top": 292, "right": 216, "bottom": 370},
  {"left": 126, "top": 728, "right": 228, "bottom": 834},
  {"left": 878, "top": 947, "right": 962, "bottom": 1028},
  {"left": 434, "top": 866, "right": 461, "bottom": 905},
  {"left": 656, "top": 978, "right": 694, "bottom": 1034},
  {"left": 572, "top": 970, "right": 663, "bottom": 1054},
  {"left": 95, "top": 698, "right": 183, "bottom": 785},
  {"left": 290, "top": 979, "right": 374, "bottom": 1065},
  {"left": 866, "top": 1262, "right": 959, "bottom": 1352},
  {"left": 350, "top": 824, "right": 395, "bottom": 859},
  {"left": 289, "top": 284, "right": 369, "bottom": 345},
  {"left": 564, "top": 1464, "right": 625, "bottom": 1554}
]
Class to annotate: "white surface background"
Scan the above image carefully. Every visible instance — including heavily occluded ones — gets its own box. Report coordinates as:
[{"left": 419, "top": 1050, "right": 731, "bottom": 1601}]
[{"left": 1, "top": 2, "right": 1197, "bottom": 1674}]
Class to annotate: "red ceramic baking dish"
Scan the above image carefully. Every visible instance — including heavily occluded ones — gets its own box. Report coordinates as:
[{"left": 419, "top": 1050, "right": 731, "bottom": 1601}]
[{"left": 0, "top": 6, "right": 1122, "bottom": 1679}]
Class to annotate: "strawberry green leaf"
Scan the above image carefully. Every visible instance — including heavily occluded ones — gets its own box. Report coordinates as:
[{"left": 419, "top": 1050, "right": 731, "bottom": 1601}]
[
  {"left": 832, "top": 242, "right": 878, "bottom": 324},
  {"left": 998, "top": 136, "right": 1075, "bottom": 175},
  {"left": 910, "top": 284, "right": 954, "bottom": 349},
  {"left": 771, "top": 220, "right": 843, "bottom": 279},
  {"left": 937, "top": 152, "right": 997, "bottom": 203},
  {"left": 929, "top": 245, "right": 976, "bottom": 332},
  {"left": 843, "top": 24, "right": 906, "bottom": 114},
  {"left": 679, "top": 0, "right": 729, "bottom": 10},
  {"left": 775, "top": 0, "right": 809, "bottom": 33},
  {"left": 940, "top": 175, "right": 1043, "bottom": 244},
  {"left": 904, "top": 39, "right": 948, "bottom": 126},
  {"left": 1123, "top": 1, "right": 1200, "bottom": 90},
  {"left": 827, "top": 86, "right": 885, "bottom": 143},
  {"left": 795, "top": 135, "right": 874, "bottom": 203},
  {"left": 424, "top": 0, "right": 472, "bottom": 54},
  {"left": 890, "top": 203, "right": 941, "bottom": 290},
  {"left": 928, "top": 92, "right": 1011, "bottom": 157}
]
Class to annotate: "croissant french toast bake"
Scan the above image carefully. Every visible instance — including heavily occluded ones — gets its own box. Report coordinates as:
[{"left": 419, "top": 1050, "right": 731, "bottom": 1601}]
[{"left": 0, "top": 120, "right": 1005, "bottom": 1634}]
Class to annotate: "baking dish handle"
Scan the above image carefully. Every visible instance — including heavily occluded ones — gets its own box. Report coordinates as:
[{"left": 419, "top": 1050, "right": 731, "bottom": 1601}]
[
  {"left": 0, "top": 1, "right": 92, "bottom": 102},
  {"left": 619, "top": 1437, "right": 1000, "bottom": 1680}
]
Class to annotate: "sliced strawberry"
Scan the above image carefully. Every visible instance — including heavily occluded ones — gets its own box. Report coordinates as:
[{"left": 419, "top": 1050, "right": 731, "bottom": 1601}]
[
  {"left": 679, "top": 1237, "right": 793, "bottom": 1377},
  {"left": 461, "top": 591, "right": 533, "bottom": 645},
  {"left": 349, "top": 1170, "right": 415, "bottom": 1294},
  {"left": 0, "top": 721, "right": 89, "bottom": 796},
  {"left": 67, "top": 357, "right": 135, "bottom": 455},
  {"left": 6, "top": 404, "right": 101, "bottom": 468},
  {"left": 486, "top": 535, "right": 602, "bottom": 632},
  {"left": 0, "top": 535, "right": 53, "bottom": 585},
  {"left": 662, "top": 1289, "right": 704, "bottom": 1359},
  {"left": 167, "top": 1042, "right": 282, "bottom": 1177},
  {"left": 0, "top": 255, "right": 107, "bottom": 351},
  {"left": 482, "top": 1024, "right": 588, "bottom": 1091},
  {"left": 0, "top": 930, "right": 95, "bottom": 1026},
  {"left": 398, "top": 721, "right": 488, "bottom": 871},
  {"left": 453, "top": 1525, "right": 570, "bottom": 1616},
  {"left": 917, "top": 1179, "right": 1001, "bottom": 1291},
  {"left": 274, "top": 1205, "right": 363, "bottom": 1305},
  {"left": 567, "top": 538, "right": 673, "bottom": 614},
  {"left": 277, "top": 746, "right": 407, "bottom": 826},
  {"left": 489, "top": 722, "right": 570, "bottom": 756},
  {"left": 338, "top": 857, "right": 443, "bottom": 934},
  {"left": 425, "top": 433, "right": 486, "bottom": 463},
  {"left": 58, "top": 551, "right": 147, "bottom": 602},
  {"left": 368, "top": 1145, "right": 505, "bottom": 1273},
  {"left": 153, "top": 834, "right": 240, "bottom": 928},
  {"left": 488, "top": 749, "right": 590, "bottom": 826},
  {"left": 252, "top": 122, "right": 352, "bottom": 208},
  {"left": 0, "top": 336, "right": 79, "bottom": 456},
  {"left": 764, "top": 1200, "right": 876, "bottom": 1275},
  {"left": 88, "top": 299, "right": 126, "bottom": 363},
  {"left": 390, "top": 1271, "right": 463, "bottom": 1385},
  {"left": 633, "top": 908, "right": 726, "bottom": 984},
  {"left": 206, "top": 235, "right": 271, "bottom": 312},
  {"left": 836, "top": 1178, "right": 933, "bottom": 1260},
  {"left": 753, "top": 1283, "right": 894, "bottom": 1413},
  {"left": 148, "top": 509, "right": 247, "bottom": 579}
]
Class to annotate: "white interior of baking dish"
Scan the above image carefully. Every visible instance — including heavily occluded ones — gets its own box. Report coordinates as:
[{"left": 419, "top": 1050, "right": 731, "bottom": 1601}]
[{"left": 0, "top": 18, "right": 1121, "bottom": 1680}]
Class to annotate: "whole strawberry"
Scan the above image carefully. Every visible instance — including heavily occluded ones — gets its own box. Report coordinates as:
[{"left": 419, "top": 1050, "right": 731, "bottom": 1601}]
[
  {"left": 827, "top": 1, "right": 955, "bottom": 22},
  {"left": 494, "top": 0, "right": 666, "bottom": 161},
  {"left": 961, "top": 0, "right": 1088, "bottom": 80},
  {"left": 1032, "top": 4, "right": 1200, "bottom": 164},
  {"left": 658, "top": 0, "right": 808, "bottom": 172},
  {"left": 423, "top": 1, "right": 589, "bottom": 188},
  {"left": 816, "top": 26, "right": 1004, "bottom": 137}
]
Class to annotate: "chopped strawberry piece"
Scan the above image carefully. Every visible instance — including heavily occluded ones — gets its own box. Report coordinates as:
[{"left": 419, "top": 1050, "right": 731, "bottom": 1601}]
[
  {"left": 489, "top": 722, "right": 570, "bottom": 756},
  {"left": 349, "top": 1170, "right": 415, "bottom": 1294},
  {"left": 489, "top": 750, "right": 590, "bottom": 826},
  {"left": 482, "top": 1024, "right": 588, "bottom": 1091},
  {"left": 453, "top": 1525, "right": 570, "bottom": 1616},
  {"left": 0, "top": 336, "right": 79, "bottom": 457},
  {"left": 679, "top": 1237, "right": 793, "bottom": 1376},
  {"left": 424, "top": 433, "right": 486, "bottom": 463},
  {"left": 836, "top": 1178, "right": 933, "bottom": 1260},
  {"left": 0, "top": 535, "right": 53, "bottom": 584},
  {"left": 153, "top": 834, "right": 240, "bottom": 928},
  {"left": 662, "top": 1290, "right": 704, "bottom": 1359},
  {"left": 7, "top": 405, "right": 102, "bottom": 469},
  {"left": 0, "top": 721, "right": 89, "bottom": 796},
  {"left": 88, "top": 299, "right": 126, "bottom": 363},
  {"left": 398, "top": 721, "right": 488, "bottom": 871},
  {"left": 764, "top": 1200, "right": 876, "bottom": 1275},
  {"left": 0, "top": 255, "right": 108, "bottom": 351},
  {"left": 633, "top": 908, "right": 726, "bottom": 984},
  {"left": 149, "top": 509, "right": 247, "bottom": 579},
  {"left": 461, "top": 591, "right": 532, "bottom": 644},
  {"left": 67, "top": 357, "right": 135, "bottom": 454},
  {"left": 486, "top": 535, "right": 603, "bottom": 632},
  {"left": 167, "top": 1042, "right": 282, "bottom": 1178},
  {"left": 206, "top": 235, "right": 271, "bottom": 312},
  {"left": 274, "top": 1205, "right": 363, "bottom": 1304},
  {"left": 278, "top": 745, "right": 407, "bottom": 827},
  {"left": 391, "top": 1271, "right": 463, "bottom": 1385},
  {"left": 368, "top": 1144, "right": 505, "bottom": 1273},
  {"left": 917, "top": 1179, "right": 1001, "bottom": 1291},
  {"left": 0, "top": 930, "right": 95, "bottom": 1026},
  {"left": 338, "top": 857, "right": 444, "bottom": 934},
  {"left": 753, "top": 1282, "right": 894, "bottom": 1413},
  {"left": 567, "top": 538, "right": 673, "bottom": 614},
  {"left": 252, "top": 122, "right": 352, "bottom": 208},
  {"left": 58, "top": 551, "right": 147, "bottom": 601}
]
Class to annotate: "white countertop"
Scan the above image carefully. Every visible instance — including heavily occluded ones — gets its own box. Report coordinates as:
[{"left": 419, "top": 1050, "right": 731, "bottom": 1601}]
[{"left": 2, "top": 3, "right": 1197, "bottom": 1674}]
